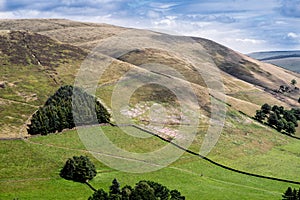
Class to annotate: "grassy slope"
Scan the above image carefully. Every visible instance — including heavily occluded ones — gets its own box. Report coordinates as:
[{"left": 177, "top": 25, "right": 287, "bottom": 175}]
[
  {"left": 1, "top": 125, "right": 300, "bottom": 200},
  {"left": 0, "top": 30, "right": 87, "bottom": 137},
  {"left": 1, "top": 19, "right": 299, "bottom": 138},
  {"left": 0, "top": 19, "right": 300, "bottom": 199}
]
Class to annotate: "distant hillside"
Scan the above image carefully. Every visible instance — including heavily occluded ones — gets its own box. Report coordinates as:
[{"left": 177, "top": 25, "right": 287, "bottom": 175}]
[{"left": 248, "top": 51, "right": 300, "bottom": 73}]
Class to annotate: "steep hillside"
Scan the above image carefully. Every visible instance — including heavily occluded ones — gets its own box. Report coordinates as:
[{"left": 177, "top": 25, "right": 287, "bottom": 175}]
[
  {"left": 195, "top": 38, "right": 299, "bottom": 91},
  {"left": 0, "top": 30, "right": 87, "bottom": 137},
  {"left": 0, "top": 19, "right": 299, "bottom": 139}
]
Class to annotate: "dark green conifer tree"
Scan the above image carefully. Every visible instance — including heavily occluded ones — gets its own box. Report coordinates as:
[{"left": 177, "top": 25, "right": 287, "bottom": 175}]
[
  {"left": 88, "top": 189, "right": 109, "bottom": 200},
  {"left": 60, "top": 155, "right": 97, "bottom": 183},
  {"left": 27, "top": 85, "right": 110, "bottom": 135}
]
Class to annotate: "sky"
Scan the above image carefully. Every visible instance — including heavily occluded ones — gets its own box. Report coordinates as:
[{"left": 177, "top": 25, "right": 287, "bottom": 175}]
[{"left": 0, "top": 0, "right": 300, "bottom": 53}]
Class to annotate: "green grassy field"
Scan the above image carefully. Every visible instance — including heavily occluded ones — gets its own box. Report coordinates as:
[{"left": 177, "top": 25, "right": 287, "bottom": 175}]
[
  {"left": 1, "top": 125, "right": 300, "bottom": 200},
  {"left": 1, "top": 19, "right": 300, "bottom": 200}
]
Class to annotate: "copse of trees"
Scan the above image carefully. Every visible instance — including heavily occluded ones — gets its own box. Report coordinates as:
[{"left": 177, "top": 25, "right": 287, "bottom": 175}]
[
  {"left": 27, "top": 85, "right": 110, "bottom": 135},
  {"left": 88, "top": 179, "right": 185, "bottom": 200},
  {"left": 277, "top": 79, "right": 298, "bottom": 94},
  {"left": 255, "top": 103, "right": 300, "bottom": 134},
  {"left": 282, "top": 187, "right": 300, "bottom": 200},
  {"left": 60, "top": 155, "right": 97, "bottom": 184},
  {"left": 59, "top": 156, "right": 185, "bottom": 199}
]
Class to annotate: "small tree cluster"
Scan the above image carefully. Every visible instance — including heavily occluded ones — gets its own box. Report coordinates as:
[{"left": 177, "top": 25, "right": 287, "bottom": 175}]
[
  {"left": 255, "top": 103, "right": 300, "bottom": 134},
  {"left": 88, "top": 179, "right": 185, "bottom": 200},
  {"left": 59, "top": 157, "right": 185, "bottom": 199},
  {"left": 60, "top": 155, "right": 97, "bottom": 183},
  {"left": 282, "top": 187, "right": 300, "bottom": 200},
  {"left": 278, "top": 79, "right": 298, "bottom": 93},
  {"left": 27, "top": 85, "right": 110, "bottom": 135}
]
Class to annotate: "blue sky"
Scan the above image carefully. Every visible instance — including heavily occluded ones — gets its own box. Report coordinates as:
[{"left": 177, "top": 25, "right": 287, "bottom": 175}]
[{"left": 0, "top": 0, "right": 300, "bottom": 53}]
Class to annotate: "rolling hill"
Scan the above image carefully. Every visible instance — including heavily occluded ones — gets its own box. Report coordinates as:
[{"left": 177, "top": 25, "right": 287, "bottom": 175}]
[
  {"left": 1, "top": 19, "right": 300, "bottom": 199},
  {"left": 248, "top": 51, "right": 300, "bottom": 73}
]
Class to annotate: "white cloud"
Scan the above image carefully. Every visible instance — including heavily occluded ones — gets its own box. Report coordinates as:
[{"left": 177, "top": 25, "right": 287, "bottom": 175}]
[
  {"left": 275, "top": 20, "right": 287, "bottom": 25},
  {"left": 153, "top": 18, "right": 174, "bottom": 26},
  {"left": 287, "top": 32, "right": 299, "bottom": 39},
  {"left": 153, "top": 16, "right": 177, "bottom": 26},
  {"left": 236, "top": 38, "right": 266, "bottom": 44},
  {"left": 150, "top": 3, "right": 178, "bottom": 10}
]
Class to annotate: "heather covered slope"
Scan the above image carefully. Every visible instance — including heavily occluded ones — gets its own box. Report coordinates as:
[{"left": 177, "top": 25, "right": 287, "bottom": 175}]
[
  {"left": 0, "top": 19, "right": 299, "bottom": 138},
  {"left": 0, "top": 30, "right": 88, "bottom": 137}
]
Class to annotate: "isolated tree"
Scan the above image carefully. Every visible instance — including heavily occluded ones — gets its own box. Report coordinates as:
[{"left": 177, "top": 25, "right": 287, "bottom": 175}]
[
  {"left": 291, "top": 79, "right": 297, "bottom": 86},
  {"left": 298, "top": 97, "right": 300, "bottom": 103},
  {"left": 60, "top": 155, "right": 97, "bottom": 184},
  {"left": 89, "top": 189, "right": 109, "bottom": 200}
]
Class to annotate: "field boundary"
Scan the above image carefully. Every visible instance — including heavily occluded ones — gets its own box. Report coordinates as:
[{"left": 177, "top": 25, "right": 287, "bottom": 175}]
[{"left": 130, "top": 124, "right": 300, "bottom": 185}]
